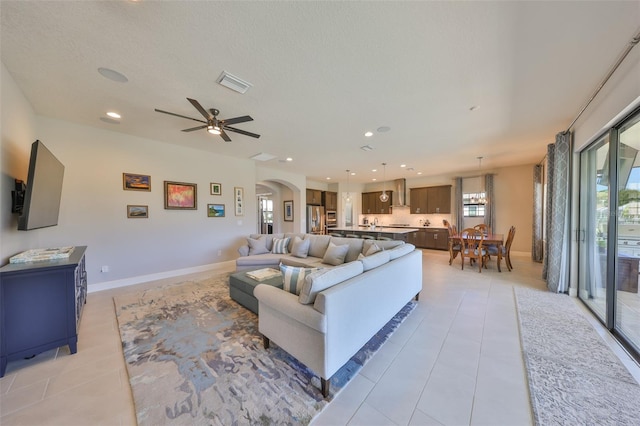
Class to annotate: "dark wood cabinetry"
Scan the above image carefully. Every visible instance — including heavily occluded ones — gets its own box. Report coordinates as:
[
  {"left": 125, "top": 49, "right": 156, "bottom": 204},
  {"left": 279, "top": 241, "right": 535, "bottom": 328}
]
[
  {"left": 323, "top": 191, "right": 337, "bottom": 211},
  {"left": 306, "top": 189, "right": 322, "bottom": 205},
  {"left": 407, "top": 228, "right": 447, "bottom": 250},
  {"left": 362, "top": 191, "right": 393, "bottom": 214},
  {"left": 0, "top": 246, "right": 87, "bottom": 377},
  {"left": 410, "top": 185, "right": 451, "bottom": 214}
]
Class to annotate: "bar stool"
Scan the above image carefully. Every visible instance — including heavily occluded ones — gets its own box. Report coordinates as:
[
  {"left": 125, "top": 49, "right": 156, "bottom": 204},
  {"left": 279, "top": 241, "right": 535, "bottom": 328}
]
[
  {"left": 346, "top": 234, "right": 359, "bottom": 238},
  {"left": 361, "top": 235, "right": 375, "bottom": 240},
  {"left": 377, "top": 236, "right": 393, "bottom": 241}
]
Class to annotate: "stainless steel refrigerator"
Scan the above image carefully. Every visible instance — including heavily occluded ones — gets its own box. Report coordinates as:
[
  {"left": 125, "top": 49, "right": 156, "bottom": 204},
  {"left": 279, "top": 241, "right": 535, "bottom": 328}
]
[{"left": 307, "top": 205, "right": 325, "bottom": 234}]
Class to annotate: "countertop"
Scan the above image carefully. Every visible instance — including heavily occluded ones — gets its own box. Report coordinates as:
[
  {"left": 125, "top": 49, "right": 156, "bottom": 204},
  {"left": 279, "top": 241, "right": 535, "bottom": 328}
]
[
  {"left": 357, "top": 225, "right": 447, "bottom": 230},
  {"left": 332, "top": 226, "right": 420, "bottom": 234}
]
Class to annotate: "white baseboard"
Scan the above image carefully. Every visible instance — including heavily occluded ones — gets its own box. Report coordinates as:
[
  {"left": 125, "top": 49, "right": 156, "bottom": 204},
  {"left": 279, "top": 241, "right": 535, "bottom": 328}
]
[{"left": 87, "top": 260, "right": 236, "bottom": 293}]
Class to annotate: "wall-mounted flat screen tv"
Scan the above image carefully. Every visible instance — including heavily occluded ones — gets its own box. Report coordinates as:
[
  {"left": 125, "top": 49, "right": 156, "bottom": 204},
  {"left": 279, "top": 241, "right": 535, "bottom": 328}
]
[{"left": 17, "top": 140, "right": 65, "bottom": 231}]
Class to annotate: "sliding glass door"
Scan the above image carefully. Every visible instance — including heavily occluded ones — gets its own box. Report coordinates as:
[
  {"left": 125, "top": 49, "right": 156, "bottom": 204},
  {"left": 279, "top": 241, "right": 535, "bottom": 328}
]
[
  {"left": 578, "top": 136, "right": 609, "bottom": 322},
  {"left": 578, "top": 107, "right": 640, "bottom": 358}
]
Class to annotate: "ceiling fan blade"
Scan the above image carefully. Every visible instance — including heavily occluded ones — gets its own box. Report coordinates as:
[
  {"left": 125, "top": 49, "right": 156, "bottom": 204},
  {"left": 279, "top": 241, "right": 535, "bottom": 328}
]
[
  {"left": 181, "top": 125, "right": 208, "bottom": 132},
  {"left": 155, "top": 109, "right": 206, "bottom": 124},
  {"left": 187, "top": 98, "right": 212, "bottom": 120},
  {"left": 220, "top": 128, "right": 232, "bottom": 142},
  {"left": 224, "top": 126, "right": 261, "bottom": 139},
  {"left": 220, "top": 115, "right": 253, "bottom": 126}
]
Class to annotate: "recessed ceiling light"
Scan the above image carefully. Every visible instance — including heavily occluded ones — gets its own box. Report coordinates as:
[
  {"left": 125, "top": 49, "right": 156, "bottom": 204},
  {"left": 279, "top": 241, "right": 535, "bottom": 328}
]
[
  {"left": 326, "top": 177, "right": 331, "bottom": 180},
  {"left": 364, "top": 131, "right": 373, "bottom": 137},
  {"left": 350, "top": 172, "right": 356, "bottom": 176},
  {"left": 372, "top": 178, "right": 377, "bottom": 181},
  {"left": 106, "top": 111, "right": 121, "bottom": 119},
  {"left": 400, "top": 164, "right": 406, "bottom": 168},
  {"left": 372, "top": 169, "right": 377, "bottom": 172},
  {"left": 377, "top": 126, "right": 391, "bottom": 133},
  {"left": 417, "top": 171, "right": 423, "bottom": 175},
  {"left": 286, "top": 157, "right": 293, "bottom": 162},
  {"left": 98, "top": 67, "right": 128, "bottom": 83}
]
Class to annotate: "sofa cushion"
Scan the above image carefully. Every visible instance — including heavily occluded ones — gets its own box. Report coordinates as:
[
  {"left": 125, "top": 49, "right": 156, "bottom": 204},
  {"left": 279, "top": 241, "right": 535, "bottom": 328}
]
[
  {"left": 271, "top": 237, "right": 291, "bottom": 254},
  {"left": 358, "top": 250, "right": 391, "bottom": 271},
  {"left": 322, "top": 242, "right": 349, "bottom": 266},
  {"left": 285, "top": 233, "right": 307, "bottom": 251},
  {"left": 248, "top": 237, "right": 269, "bottom": 255},
  {"left": 363, "top": 242, "right": 382, "bottom": 256},
  {"left": 329, "top": 237, "right": 365, "bottom": 263},
  {"left": 250, "top": 233, "right": 284, "bottom": 251},
  {"left": 298, "top": 261, "right": 364, "bottom": 304},
  {"left": 280, "top": 264, "right": 318, "bottom": 295},
  {"left": 290, "top": 236, "right": 310, "bottom": 258},
  {"left": 388, "top": 243, "right": 416, "bottom": 260},
  {"left": 364, "top": 239, "right": 404, "bottom": 253},
  {"left": 236, "top": 253, "right": 283, "bottom": 268},
  {"left": 306, "top": 234, "right": 331, "bottom": 258}
]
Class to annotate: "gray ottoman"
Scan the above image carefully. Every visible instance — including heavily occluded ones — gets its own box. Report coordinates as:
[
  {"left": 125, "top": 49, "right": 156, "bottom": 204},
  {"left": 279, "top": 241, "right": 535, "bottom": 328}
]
[{"left": 229, "top": 268, "right": 284, "bottom": 314}]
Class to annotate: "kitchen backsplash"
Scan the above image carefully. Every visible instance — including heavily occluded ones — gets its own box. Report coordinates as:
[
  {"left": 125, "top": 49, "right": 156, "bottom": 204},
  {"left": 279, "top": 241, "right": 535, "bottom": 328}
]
[{"left": 358, "top": 211, "right": 453, "bottom": 228}]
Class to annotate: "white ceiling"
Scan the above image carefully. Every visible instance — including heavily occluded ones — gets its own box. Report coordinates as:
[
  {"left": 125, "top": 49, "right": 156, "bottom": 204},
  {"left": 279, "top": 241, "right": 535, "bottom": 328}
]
[{"left": 2, "top": 1, "right": 639, "bottom": 184}]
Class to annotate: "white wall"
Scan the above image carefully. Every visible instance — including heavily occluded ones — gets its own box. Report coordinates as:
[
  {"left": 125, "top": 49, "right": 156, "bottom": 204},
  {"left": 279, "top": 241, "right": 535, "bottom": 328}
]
[{"left": 2, "top": 63, "right": 262, "bottom": 288}]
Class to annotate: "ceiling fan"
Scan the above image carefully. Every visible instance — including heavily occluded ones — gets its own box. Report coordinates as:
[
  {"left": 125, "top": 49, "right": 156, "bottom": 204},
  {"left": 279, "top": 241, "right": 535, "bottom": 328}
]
[{"left": 155, "top": 98, "right": 260, "bottom": 142}]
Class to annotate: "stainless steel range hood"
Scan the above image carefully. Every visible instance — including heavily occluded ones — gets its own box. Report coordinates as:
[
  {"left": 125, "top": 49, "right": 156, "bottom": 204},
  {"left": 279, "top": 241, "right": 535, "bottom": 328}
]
[{"left": 391, "top": 178, "right": 408, "bottom": 207}]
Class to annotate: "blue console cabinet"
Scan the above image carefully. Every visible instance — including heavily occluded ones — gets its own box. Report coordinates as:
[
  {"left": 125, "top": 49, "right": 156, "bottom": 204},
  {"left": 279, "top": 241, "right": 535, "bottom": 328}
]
[{"left": 0, "top": 246, "right": 87, "bottom": 377}]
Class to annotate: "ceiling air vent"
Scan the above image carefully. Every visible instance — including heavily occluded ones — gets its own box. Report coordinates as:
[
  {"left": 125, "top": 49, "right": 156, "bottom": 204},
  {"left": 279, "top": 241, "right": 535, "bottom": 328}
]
[{"left": 217, "top": 71, "right": 252, "bottom": 94}]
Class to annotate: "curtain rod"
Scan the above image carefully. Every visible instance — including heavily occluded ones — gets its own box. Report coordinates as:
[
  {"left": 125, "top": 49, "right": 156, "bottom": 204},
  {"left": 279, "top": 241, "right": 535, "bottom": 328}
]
[{"left": 566, "top": 27, "right": 640, "bottom": 132}]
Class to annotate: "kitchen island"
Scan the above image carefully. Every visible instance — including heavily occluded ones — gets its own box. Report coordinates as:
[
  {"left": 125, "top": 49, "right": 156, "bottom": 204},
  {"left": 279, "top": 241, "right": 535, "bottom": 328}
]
[{"left": 329, "top": 226, "right": 418, "bottom": 242}]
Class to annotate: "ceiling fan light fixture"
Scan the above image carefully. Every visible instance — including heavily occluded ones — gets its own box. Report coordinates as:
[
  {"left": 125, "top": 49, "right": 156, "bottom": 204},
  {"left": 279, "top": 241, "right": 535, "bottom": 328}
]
[{"left": 207, "top": 124, "right": 221, "bottom": 135}]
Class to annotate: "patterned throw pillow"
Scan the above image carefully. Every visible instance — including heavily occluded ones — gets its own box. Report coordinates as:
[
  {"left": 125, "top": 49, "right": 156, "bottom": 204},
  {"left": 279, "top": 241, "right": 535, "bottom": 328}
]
[
  {"left": 271, "top": 237, "right": 291, "bottom": 254},
  {"left": 280, "top": 263, "right": 318, "bottom": 295}
]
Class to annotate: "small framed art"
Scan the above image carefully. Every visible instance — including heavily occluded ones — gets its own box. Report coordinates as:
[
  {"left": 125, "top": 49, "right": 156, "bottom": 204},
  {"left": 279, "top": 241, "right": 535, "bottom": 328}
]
[
  {"left": 207, "top": 204, "right": 225, "bottom": 217},
  {"left": 210, "top": 183, "right": 222, "bottom": 195},
  {"left": 164, "top": 181, "right": 197, "bottom": 210},
  {"left": 127, "top": 205, "right": 148, "bottom": 218},
  {"left": 123, "top": 173, "right": 151, "bottom": 191},
  {"left": 234, "top": 187, "right": 244, "bottom": 216},
  {"left": 284, "top": 200, "right": 293, "bottom": 221}
]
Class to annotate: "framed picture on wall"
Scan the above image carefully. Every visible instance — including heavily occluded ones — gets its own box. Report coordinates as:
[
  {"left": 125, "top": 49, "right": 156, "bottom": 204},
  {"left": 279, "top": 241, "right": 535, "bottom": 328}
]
[
  {"left": 234, "top": 187, "right": 244, "bottom": 216},
  {"left": 123, "top": 173, "right": 151, "bottom": 191},
  {"left": 284, "top": 200, "right": 293, "bottom": 221},
  {"left": 207, "top": 204, "right": 225, "bottom": 217},
  {"left": 164, "top": 181, "right": 197, "bottom": 210},
  {"left": 210, "top": 183, "right": 222, "bottom": 195},
  {"left": 127, "top": 205, "right": 148, "bottom": 218}
]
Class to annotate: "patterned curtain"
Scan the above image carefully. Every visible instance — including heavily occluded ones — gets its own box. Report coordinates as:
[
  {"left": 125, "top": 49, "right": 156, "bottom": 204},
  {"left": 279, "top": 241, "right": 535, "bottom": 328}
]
[
  {"left": 454, "top": 177, "right": 464, "bottom": 232},
  {"left": 483, "top": 174, "right": 495, "bottom": 233},
  {"left": 532, "top": 165, "right": 544, "bottom": 262},
  {"left": 542, "top": 131, "right": 572, "bottom": 293}
]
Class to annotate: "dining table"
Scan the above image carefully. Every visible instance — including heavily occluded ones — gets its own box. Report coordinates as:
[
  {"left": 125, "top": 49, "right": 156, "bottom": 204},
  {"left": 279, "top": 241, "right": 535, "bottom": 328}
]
[{"left": 449, "top": 233, "right": 505, "bottom": 272}]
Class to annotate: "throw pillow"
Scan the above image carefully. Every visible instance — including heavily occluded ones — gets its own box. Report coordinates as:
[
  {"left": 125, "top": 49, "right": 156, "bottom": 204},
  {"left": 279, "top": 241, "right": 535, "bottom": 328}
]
[
  {"left": 358, "top": 250, "right": 391, "bottom": 271},
  {"left": 280, "top": 263, "right": 318, "bottom": 295},
  {"left": 298, "top": 261, "right": 364, "bottom": 304},
  {"left": 290, "top": 236, "right": 310, "bottom": 258},
  {"left": 271, "top": 237, "right": 291, "bottom": 254},
  {"left": 322, "top": 242, "right": 349, "bottom": 266},
  {"left": 363, "top": 242, "right": 382, "bottom": 256},
  {"left": 247, "top": 237, "right": 269, "bottom": 255}
]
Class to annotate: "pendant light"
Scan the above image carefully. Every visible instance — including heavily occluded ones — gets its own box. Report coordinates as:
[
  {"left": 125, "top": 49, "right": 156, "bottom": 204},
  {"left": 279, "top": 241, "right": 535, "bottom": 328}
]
[{"left": 379, "top": 163, "right": 389, "bottom": 202}]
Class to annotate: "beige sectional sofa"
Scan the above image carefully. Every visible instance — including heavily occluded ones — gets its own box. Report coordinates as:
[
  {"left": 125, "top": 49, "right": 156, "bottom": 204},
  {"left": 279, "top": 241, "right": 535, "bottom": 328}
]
[{"left": 235, "top": 232, "right": 422, "bottom": 397}]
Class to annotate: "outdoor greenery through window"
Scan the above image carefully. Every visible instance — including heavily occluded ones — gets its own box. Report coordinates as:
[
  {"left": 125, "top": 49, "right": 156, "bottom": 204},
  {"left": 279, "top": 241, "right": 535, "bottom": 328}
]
[{"left": 463, "top": 192, "right": 486, "bottom": 217}]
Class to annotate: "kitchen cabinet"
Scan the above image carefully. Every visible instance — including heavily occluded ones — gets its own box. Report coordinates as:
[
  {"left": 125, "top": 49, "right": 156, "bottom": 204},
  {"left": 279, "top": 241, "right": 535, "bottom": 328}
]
[
  {"left": 0, "top": 246, "right": 88, "bottom": 377},
  {"left": 362, "top": 191, "right": 392, "bottom": 214},
  {"left": 409, "top": 185, "right": 451, "bottom": 214},
  {"left": 408, "top": 228, "right": 428, "bottom": 248},
  {"left": 323, "top": 191, "right": 337, "bottom": 211},
  {"left": 410, "top": 188, "right": 428, "bottom": 214},
  {"left": 306, "top": 189, "right": 322, "bottom": 205},
  {"left": 427, "top": 185, "right": 451, "bottom": 214}
]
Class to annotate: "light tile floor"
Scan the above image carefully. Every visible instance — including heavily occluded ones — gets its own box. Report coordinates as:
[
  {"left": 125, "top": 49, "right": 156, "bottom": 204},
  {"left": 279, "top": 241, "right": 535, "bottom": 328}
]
[{"left": 1, "top": 250, "right": 639, "bottom": 425}]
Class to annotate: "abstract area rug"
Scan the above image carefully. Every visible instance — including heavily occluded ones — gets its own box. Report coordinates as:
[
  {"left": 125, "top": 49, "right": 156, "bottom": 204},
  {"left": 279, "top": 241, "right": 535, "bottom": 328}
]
[
  {"left": 515, "top": 288, "right": 640, "bottom": 426},
  {"left": 114, "top": 273, "right": 415, "bottom": 425}
]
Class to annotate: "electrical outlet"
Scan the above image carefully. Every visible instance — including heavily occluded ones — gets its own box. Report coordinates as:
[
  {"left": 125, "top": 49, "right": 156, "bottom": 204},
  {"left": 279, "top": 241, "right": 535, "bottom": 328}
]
[{"left": 101, "top": 265, "right": 110, "bottom": 273}]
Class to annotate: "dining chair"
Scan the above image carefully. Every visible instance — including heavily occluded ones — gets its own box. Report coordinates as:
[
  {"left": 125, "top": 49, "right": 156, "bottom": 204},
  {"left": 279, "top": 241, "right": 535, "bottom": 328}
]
[
  {"left": 473, "top": 224, "right": 490, "bottom": 235},
  {"left": 459, "top": 228, "right": 488, "bottom": 273},
  {"left": 444, "top": 221, "right": 461, "bottom": 265},
  {"left": 488, "top": 226, "right": 516, "bottom": 271}
]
